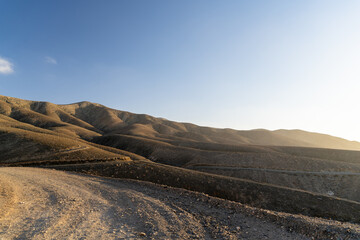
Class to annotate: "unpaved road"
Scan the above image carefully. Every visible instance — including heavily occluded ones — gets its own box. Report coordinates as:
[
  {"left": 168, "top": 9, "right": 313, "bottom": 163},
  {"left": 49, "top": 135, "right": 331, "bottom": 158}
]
[{"left": 0, "top": 168, "right": 359, "bottom": 240}]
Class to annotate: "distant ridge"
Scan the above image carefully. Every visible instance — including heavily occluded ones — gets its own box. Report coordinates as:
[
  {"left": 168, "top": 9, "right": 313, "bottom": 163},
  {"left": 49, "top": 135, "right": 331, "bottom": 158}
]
[{"left": 1, "top": 94, "right": 360, "bottom": 151}]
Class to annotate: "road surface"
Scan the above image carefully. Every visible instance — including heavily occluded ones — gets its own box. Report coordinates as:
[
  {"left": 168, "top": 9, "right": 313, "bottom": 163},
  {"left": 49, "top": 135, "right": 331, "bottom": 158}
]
[{"left": 0, "top": 167, "right": 358, "bottom": 239}]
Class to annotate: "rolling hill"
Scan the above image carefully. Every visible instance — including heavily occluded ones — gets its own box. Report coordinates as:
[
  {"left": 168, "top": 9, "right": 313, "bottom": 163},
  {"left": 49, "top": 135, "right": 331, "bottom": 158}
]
[
  {"left": 2, "top": 94, "right": 360, "bottom": 227},
  {"left": 1, "top": 94, "right": 360, "bottom": 151}
]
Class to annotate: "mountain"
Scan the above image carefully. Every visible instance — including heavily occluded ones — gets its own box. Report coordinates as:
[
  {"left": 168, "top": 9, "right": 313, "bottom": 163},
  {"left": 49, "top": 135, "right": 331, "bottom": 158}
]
[
  {"left": 1, "top": 94, "right": 359, "bottom": 151},
  {"left": 2, "top": 94, "right": 360, "bottom": 173},
  {"left": 0, "top": 95, "right": 144, "bottom": 164},
  {"left": 2, "top": 94, "right": 360, "bottom": 224}
]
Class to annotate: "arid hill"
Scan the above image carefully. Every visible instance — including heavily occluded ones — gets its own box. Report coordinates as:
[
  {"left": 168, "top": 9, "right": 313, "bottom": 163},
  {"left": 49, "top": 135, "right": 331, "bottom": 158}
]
[
  {"left": 1, "top": 94, "right": 360, "bottom": 229},
  {"left": 1, "top": 95, "right": 360, "bottom": 151},
  {"left": 0, "top": 96, "right": 144, "bottom": 164}
]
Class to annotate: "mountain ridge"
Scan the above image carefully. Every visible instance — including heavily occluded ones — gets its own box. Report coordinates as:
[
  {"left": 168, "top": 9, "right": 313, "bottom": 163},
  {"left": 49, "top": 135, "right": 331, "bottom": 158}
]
[{"left": 1, "top": 94, "right": 359, "bottom": 151}]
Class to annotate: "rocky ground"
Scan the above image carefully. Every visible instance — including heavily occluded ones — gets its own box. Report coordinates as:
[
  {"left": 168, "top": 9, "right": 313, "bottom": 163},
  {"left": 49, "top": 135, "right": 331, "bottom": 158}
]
[{"left": 0, "top": 167, "right": 359, "bottom": 239}]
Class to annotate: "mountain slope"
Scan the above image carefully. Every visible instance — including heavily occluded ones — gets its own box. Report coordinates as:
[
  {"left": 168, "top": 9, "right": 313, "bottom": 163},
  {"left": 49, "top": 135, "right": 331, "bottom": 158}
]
[
  {"left": 2, "top": 95, "right": 360, "bottom": 225},
  {"left": 1, "top": 95, "right": 360, "bottom": 151},
  {"left": 0, "top": 96, "right": 144, "bottom": 164}
]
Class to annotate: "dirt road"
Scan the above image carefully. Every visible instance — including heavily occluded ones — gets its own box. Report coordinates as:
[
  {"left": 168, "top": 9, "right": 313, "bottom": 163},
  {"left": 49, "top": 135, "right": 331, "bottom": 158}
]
[{"left": 0, "top": 168, "right": 358, "bottom": 239}]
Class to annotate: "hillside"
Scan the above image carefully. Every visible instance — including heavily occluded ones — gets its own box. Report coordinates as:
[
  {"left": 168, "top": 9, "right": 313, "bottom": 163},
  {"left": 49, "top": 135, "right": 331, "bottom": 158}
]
[
  {"left": 0, "top": 96, "right": 144, "bottom": 164},
  {"left": 1, "top": 95, "right": 360, "bottom": 150},
  {"left": 2, "top": 94, "right": 360, "bottom": 229}
]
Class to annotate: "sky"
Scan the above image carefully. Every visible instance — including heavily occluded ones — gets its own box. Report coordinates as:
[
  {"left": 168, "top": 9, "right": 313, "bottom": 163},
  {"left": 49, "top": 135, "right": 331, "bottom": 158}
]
[{"left": 1, "top": 0, "right": 360, "bottom": 141}]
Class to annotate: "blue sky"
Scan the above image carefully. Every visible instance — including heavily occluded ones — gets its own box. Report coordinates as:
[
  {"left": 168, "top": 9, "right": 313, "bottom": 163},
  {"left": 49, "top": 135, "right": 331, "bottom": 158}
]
[{"left": 1, "top": 0, "right": 360, "bottom": 141}]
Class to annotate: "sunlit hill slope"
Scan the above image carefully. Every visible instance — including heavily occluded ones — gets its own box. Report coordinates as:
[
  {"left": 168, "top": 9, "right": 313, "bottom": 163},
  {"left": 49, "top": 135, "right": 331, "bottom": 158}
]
[
  {"left": 1, "top": 95, "right": 360, "bottom": 153},
  {"left": 2, "top": 94, "right": 360, "bottom": 224}
]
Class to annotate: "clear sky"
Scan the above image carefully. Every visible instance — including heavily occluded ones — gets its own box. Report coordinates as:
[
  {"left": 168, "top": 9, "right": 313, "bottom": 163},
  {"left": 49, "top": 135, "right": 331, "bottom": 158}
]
[{"left": 1, "top": 0, "right": 360, "bottom": 141}]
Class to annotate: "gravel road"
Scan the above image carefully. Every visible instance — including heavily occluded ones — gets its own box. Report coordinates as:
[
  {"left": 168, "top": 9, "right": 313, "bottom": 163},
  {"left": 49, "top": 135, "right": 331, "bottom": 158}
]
[{"left": 0, "top": 167, "right": 358, "bottom": 239}]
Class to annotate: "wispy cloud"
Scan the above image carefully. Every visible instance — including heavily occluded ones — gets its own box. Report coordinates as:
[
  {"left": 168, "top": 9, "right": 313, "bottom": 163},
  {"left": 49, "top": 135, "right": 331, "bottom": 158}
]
[
  {"left": 45, "top": 56, "right": 57, "bottom": 65},
  {"left": 0, "top": 57, "right": 14, "bottom": 74}
]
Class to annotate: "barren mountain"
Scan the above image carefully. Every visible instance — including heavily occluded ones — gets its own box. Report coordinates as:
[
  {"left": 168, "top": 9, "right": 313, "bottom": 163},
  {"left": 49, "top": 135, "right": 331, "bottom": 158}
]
[
  {"left": 1, "top": 95, "right": 360, "bottom": 239},
  {"left": 1, "top": 95, "right": 360, "bottom": 151}
]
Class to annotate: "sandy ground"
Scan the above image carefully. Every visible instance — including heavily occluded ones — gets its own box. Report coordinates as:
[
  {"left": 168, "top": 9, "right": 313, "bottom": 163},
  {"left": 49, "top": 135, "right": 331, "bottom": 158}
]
[{"left": 0, "top": 167, "right": 359, "bottom": 240}]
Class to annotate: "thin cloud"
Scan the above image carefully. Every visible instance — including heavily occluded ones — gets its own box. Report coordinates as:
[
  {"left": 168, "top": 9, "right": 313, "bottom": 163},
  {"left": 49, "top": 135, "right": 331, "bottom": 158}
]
[
  {"left": 45, "top": 56, "right": 57, "bottom": 65},
  {"left": 0, "top": 57, "right": 14, "bottom": 74}
]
